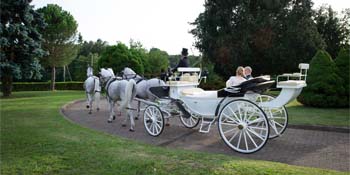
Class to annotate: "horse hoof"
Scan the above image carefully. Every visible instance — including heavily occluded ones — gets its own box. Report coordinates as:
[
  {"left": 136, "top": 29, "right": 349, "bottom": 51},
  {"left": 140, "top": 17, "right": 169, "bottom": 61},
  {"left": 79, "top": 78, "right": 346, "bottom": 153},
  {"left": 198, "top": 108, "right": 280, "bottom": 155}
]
[
  {"left": 113, "top": 116, "right": 116, "bottom": 120},
  {"left": 135, "top": 117, "right": 139, "bottom": 120},
  {"left": 88, "top": 111, "right": 92, "bottom": 114},
  {"left": 122, "top": 124, "right": 126, "bottom": 127},
  {"left": 165, "top": 123, "right": 170, "bottom": 126},
  {"left": 97, "top": 108, "right": 100, "bottom": 111},
  {"left": 86, "top": 105, "right": 90, "bottom": 109},
  {"left": 107, "top": 120, "right": 112, "bottom": 123},
  {"left": 129, "top": 129, "right": 135, "bottom": 132}
]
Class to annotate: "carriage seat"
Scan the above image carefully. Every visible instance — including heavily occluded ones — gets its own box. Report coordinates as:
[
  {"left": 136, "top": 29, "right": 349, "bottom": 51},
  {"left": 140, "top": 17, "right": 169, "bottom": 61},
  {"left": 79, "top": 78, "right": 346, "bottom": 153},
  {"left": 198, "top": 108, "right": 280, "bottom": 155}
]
[
  {"left": 277, "top": 80, "right": 306, "bottom": 88},
  {"left": 181, "top": 88, "right": 205, "bottom": 96}
]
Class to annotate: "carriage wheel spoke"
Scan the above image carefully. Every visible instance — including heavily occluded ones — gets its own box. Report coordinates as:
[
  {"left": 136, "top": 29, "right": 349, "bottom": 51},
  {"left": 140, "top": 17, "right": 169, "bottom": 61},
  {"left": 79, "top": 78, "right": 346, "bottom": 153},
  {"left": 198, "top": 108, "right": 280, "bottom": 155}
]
[
  {"left": 246, "top": 130, "right": 258, "bottom": 148},
  {"left": 223, "top": 112, "right": 240, "bottom": 124},
  {"left": 228, "top": 106, "right": 241, "bottom": 122},
  {"left": 236, "top": 131, "right": 242, "bottom": 148},
  {"left": 221, "top": 122, "right": 238, "bottom": 127},
  {"left": 247, "top": 128, "right": 265, "bottom": 141},
  {"left": 248, "top": 126, "right": 267, "bottom": 131},
  {"left": 228, "top": 129, "right": 240, "bottom": 142},
  {"left": 223, "top": 127, "right": 238, "bottom": 134},
  {"left": 243, "top": 132, "right": 248, "bottom": 151}
]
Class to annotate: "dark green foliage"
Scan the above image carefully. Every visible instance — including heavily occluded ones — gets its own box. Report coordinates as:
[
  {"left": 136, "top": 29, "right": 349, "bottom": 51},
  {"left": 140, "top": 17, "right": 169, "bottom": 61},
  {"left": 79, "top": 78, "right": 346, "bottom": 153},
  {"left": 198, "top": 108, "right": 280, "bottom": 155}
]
[
  {"left": 315, "top": 6, "right": 350, "bottom": 59},
  {"left": 68, "top": 39, "right": 108, "bottom": 81},
  {"left": 0, "top": 0, "right": 47, "bottom": 96},
  {"left": 98, "top": 43, "right": 144, "bottom": 74},
  {"left": 0, "top": 82, "right": 83, "bottom": 91},
  {"left": 298, "top": 50, "right": 346, "bottom": 107},
  {"left": 147, "top": 48, "right": 169, "bottom": 74},
  {"left": 335, "top": 48, "right": 350, "bottom": 105},
  {"left": 191, "top": 0, "right": 325, "bottom": 77},
  {"left": 37, "top": 4, "right": 79, "bottom": 90}
]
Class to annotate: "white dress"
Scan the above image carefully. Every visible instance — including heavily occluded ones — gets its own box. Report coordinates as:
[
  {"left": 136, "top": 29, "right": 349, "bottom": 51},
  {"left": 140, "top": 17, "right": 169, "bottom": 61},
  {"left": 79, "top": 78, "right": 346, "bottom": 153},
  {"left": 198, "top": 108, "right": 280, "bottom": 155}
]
[{"left": 226, "top": 76, "right": 246, "bottom": 87}]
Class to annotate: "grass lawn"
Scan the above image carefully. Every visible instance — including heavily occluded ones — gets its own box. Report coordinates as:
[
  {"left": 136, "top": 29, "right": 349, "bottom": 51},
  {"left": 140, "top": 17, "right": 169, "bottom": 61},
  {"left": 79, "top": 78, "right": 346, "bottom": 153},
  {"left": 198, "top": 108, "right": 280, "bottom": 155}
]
[
  {"left": 266, "top": 91, "right": 350, "bottom": 127},
  {"left": 0, "top": 91, "right": 348, "bottom": 174}
]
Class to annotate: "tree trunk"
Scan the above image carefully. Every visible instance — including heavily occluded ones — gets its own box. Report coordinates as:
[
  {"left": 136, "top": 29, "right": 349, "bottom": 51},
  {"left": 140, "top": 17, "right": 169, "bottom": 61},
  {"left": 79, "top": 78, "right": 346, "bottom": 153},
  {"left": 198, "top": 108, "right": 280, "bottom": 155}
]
[
  {"left": 1, "top": 74, "right": 13, "bottom": 97},
  {"left": 51, "top": 66, "right": 56, "bottom": 91}
]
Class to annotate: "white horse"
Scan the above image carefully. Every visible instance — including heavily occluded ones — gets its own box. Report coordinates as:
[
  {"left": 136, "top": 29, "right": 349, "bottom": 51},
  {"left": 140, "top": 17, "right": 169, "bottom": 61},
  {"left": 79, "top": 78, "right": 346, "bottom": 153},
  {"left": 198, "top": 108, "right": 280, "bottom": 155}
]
[
  {"left": 121, "top": 67, "right": 166, "bottom": 119},
  {"left": 100, "top": 68, "right": 137, "bottom": 131},
  {"left": 83, "top": 66, "right": 101, "bottom": 114}
]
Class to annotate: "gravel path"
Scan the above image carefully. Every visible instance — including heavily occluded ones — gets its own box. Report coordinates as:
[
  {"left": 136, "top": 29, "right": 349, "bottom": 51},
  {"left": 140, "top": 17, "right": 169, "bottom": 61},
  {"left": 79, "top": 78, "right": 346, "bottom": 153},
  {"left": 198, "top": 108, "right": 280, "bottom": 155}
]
[{"left": 61, "top": 99, "right": 350, "bottom": 172}]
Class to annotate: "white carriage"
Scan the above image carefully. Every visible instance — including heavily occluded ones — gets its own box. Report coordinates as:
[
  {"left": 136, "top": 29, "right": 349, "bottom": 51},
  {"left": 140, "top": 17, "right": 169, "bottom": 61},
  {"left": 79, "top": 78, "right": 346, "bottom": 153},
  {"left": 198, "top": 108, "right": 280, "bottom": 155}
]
[{"left": 138, "top": 64, "right": 309, "bottom": 153}]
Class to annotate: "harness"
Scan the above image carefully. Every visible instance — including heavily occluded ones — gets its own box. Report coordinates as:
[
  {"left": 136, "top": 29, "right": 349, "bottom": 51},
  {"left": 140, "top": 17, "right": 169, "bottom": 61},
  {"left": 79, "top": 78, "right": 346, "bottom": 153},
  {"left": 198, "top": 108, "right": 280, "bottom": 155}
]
[{"left": 105, "top": 77, "right": 118, "bottom": 99}]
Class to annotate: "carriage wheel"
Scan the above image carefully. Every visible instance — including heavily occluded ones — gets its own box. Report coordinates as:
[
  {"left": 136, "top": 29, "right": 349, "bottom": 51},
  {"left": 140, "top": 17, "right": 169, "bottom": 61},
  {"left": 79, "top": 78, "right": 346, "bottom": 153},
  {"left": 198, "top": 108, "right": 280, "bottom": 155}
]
[
  {"left": 180, "top": 113, "right": 200, "bottom": 128},
  {"left": 256, "top": 95, "right": 288, "bottom": 139},
  {"left": 218, "top": 99, "right": 269, "bottom": 154},
  {"left": 143, "top": 105, "right": 164, "bottom": 137}
]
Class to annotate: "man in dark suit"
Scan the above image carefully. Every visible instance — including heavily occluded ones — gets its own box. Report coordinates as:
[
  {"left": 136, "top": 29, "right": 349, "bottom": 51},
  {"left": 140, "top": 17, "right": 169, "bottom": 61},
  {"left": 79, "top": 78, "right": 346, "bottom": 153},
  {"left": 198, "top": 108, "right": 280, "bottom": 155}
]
[
  {"left": 172, "top": 48, "right": 189, "bottom": 72},
  {"left": 244, "top": 66, "right": 253, "bottom": 80}
]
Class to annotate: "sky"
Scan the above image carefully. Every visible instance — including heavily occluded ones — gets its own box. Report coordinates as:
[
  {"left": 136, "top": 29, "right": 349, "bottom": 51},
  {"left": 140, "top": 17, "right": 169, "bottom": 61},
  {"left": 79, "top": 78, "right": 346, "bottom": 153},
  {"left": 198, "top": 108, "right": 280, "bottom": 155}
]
[{"left": 32, "top": 0, "right": 349, "bottom": 56}]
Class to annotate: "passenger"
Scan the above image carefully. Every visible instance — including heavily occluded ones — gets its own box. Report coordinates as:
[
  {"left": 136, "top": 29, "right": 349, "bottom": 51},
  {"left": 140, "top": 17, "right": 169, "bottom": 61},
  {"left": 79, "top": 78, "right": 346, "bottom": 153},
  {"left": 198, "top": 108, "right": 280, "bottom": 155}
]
[
  {"left": 172, "top": 48, "right": 189, "bottom": 72},
  {"left": 226, "top": 66, "right": 246, "bottom": 87},
  {"left": 244, "top": 66, "right": 253, "bottom": 80}
]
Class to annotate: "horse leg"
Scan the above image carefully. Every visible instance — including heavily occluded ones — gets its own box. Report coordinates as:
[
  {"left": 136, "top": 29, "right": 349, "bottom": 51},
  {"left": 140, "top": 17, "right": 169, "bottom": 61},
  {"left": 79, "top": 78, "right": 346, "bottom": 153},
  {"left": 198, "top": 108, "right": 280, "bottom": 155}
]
[
  {"left": 107, "top": 101, "right": 115, "bottom": 123},
  {"left": 95, "top": 92, "right": 100, "bottom": 111},
  {"left": 135, "top": 100, "right": 140, "bottom": 120},
  {"left": 127, "top": 103, "right": 135, "bottom": 132},
  {"left": 121, "top": 106, "right": 127, "bottom": 127},
  {"left": 86, "top": 92, "right": 90, "bottom": 109},
  {"left": 88, "top": 93, "right": 93, "bottom": 114}
]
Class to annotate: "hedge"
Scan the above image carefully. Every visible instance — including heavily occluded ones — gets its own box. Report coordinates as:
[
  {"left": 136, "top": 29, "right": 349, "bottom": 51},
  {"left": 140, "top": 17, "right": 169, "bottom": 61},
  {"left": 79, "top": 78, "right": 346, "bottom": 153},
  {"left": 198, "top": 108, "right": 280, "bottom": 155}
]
[{"left": 0, "top": 82, "right": 84, "bottom": 91}]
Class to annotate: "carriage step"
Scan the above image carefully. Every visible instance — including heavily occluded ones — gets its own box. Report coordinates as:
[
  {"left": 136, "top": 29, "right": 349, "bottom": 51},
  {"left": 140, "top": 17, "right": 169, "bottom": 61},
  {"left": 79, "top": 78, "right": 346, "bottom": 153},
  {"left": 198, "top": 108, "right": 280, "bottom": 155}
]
[{"left": 199, "top": 118, "right": 216, "bottom": 133}]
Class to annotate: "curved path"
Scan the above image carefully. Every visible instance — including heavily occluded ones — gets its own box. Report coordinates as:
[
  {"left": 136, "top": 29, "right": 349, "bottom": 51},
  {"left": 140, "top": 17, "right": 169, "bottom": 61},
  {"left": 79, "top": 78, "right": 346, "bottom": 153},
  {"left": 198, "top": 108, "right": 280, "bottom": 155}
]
[{"left": 61, "top": 99, "right": 350, "bottom": 172}]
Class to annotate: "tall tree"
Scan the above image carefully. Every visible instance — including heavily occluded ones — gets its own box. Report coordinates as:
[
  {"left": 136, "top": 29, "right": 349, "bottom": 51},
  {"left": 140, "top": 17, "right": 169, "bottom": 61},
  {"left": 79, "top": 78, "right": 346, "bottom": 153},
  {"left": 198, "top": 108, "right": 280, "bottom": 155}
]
[
  {"left": 69, "top": 39, "right": 108, "bottom": 81},
  {"left": 37, "top": 4, "right": 78, "bottom": 90},
  {"left": 147, "top": 48, "right": 169, "bottom": 75},
  {"left": 191, "top": 0, "right": 325, "bottom": 77},
  {"left": 0, "top": 0, "right": 46, "bottom": 97},
  {"left": 314, "top": 6, "right": 350, "bottom": 59},
  {"left": 98, "top": 42, "right": 144, "bottom": 74}
]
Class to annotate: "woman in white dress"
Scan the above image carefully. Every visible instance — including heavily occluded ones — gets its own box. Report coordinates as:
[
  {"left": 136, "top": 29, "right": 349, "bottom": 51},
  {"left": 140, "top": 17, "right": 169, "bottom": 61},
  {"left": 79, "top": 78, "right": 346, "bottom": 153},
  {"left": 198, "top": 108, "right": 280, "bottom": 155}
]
[{"left": 226, "top": 66, "right": 246, "bottom": 87}]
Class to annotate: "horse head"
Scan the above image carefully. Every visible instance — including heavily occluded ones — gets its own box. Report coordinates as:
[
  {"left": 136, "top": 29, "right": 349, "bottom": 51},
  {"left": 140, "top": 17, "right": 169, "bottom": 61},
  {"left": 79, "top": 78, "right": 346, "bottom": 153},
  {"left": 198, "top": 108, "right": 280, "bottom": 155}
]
[
  {"left": 87, "top": 66, "right": 93, "bottom": 77},
  {"left": 122, "top": 67, "right": 137, "bottom": 79},
  {"left": 99, "top": 68, "right": 115, "bottom": 84}
]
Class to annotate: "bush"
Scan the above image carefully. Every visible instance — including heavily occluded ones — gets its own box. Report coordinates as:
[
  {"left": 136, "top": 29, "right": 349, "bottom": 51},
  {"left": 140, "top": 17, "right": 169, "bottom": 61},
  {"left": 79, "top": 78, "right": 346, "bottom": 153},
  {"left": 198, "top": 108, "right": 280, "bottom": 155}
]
[
  {"left": 335, "top": 48, "right": 349, "bottom": 105},
  {"left": 0, "top": 82, "right": 84, "bottom": 91},
  {"left": 298, "top": 50, "right": 346, "bottom": 107}
]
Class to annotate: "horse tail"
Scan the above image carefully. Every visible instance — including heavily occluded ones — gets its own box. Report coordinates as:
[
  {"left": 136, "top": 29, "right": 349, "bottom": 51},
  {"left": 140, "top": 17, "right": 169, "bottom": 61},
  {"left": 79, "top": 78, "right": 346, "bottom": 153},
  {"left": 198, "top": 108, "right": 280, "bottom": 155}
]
[{"left": 120, "top": 79, "right": 136, "bottom": 109}]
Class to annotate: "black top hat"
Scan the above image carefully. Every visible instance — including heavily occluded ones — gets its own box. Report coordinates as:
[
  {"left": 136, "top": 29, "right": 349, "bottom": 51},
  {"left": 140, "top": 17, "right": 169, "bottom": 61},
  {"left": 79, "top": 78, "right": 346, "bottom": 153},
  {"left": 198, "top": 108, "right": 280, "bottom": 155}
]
[{"left": 181, "top": 48, "right": 188, "bottom": 56}]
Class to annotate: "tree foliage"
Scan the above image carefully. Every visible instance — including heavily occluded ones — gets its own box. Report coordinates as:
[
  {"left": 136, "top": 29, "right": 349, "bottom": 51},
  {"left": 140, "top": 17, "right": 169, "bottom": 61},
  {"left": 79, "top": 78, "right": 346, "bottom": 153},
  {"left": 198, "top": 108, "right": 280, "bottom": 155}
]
[
  {"left": 0, "top": 0, "right": 46, "bottom": 96},
  {"left": 98, "top": 43, "right": 144, "bottom": 75},
  {"left": 298, "top": 50, "right": 346, "bottom": 107},
  {"left": 334, "top": 48, "right": 349, "bottom": 105},
  {"left": 314, "top": 6, "right": 350, "bottom": 59},
  {"left": 37, "top": 4, "right": 78, "bottom": 90},
  {"left": 68, "top": 39, "right": 108, "bottom": 81},
  {"left": 191, "top": 0, "right": 325, "bottom": 78},
  {"left": 147, "top": 48, "right": 169, "bottom": 74}
]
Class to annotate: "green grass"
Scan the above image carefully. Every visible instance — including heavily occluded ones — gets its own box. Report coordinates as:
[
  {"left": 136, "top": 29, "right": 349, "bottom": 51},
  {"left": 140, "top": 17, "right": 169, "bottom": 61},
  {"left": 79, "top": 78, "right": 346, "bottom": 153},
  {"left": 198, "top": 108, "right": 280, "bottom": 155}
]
[
  {"left": 0, "top": 91, "right": 347, "bottom": 174},
  {"left": 266, "top": 91, "right": 350, "bottom": 127}
]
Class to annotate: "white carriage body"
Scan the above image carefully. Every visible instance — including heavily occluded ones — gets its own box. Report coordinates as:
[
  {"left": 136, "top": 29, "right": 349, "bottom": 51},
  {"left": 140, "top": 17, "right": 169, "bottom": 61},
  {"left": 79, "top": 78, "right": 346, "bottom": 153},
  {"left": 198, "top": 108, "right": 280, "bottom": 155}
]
[{"left": 141, "top": 64, "right": 309, "bottom": 154}]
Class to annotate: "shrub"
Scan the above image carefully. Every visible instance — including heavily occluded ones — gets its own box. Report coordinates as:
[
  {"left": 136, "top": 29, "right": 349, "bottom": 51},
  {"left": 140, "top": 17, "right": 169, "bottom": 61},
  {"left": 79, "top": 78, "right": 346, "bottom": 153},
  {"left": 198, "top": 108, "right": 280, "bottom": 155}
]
[
  {"left": 0, "top": 82, "right": 84, "bottom": 91},
  {"left": 298, "top": 50, "right": 346, "bottom": 107},
  {"left": 335, "top": 48, "right": 349, "bottom": 105}
]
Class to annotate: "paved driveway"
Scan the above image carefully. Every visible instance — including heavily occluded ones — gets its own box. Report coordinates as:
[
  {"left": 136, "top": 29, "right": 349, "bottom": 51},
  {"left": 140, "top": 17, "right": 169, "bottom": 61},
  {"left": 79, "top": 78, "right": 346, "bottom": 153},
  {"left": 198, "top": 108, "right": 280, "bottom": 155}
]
[{"left": 61, "top": 99, "right": 350, "bottom": 172}]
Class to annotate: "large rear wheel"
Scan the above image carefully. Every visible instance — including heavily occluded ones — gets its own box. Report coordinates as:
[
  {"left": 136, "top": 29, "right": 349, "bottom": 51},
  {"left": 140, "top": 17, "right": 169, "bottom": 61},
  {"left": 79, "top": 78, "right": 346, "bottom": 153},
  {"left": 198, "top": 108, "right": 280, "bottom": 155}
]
[{"left": 218, "top": 99, "right": 269, "bottom": 154}]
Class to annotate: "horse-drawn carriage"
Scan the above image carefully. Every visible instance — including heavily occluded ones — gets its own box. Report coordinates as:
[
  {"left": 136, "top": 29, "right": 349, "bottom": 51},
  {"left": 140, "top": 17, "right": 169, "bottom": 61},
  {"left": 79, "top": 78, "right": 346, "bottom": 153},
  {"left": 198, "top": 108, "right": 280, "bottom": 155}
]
[{"left": 134, "top": 64, "right": 309, "bottom": 153}]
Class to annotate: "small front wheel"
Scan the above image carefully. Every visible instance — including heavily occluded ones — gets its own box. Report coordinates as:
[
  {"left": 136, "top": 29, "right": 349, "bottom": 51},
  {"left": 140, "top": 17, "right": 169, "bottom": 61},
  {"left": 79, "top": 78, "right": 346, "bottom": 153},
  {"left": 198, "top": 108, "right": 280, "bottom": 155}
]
[
  {"left": 218, "top": 99, "right": 269, "bottom": 154},
  {"left": 143, "top": 105, "right": 164, "bottom": 137},
  {"left": 180, "top": 113, "right": 200, "bottom": 128}
]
